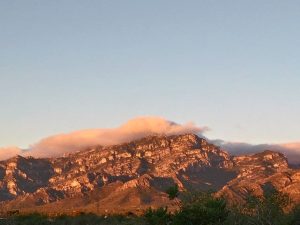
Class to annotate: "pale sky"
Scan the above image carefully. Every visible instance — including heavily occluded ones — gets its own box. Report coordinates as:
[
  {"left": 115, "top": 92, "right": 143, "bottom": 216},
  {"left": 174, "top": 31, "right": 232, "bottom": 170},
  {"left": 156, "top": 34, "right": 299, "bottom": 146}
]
[{"left": 0, "top": 0, "right": 299, "bottom": 148}]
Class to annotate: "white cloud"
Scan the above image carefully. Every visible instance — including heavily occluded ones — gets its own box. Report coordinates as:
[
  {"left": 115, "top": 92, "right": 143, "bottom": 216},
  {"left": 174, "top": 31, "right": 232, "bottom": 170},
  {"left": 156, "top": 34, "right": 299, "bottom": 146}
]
[
  {"left": 0, "top": 116, "right": 299, "bottom": 164},
  {"left": 15, "top": 116, "right": 205, "bottom": 159}
]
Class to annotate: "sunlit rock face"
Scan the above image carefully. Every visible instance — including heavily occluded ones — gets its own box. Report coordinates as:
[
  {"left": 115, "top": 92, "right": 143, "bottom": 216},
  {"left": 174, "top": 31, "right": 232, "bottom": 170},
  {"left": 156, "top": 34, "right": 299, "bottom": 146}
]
[
  {"left": 0, "top": 134, "right": 299, "bottom": 213},
  {"left": 216, "top": 150, "right": 300, "bottom": 204}
]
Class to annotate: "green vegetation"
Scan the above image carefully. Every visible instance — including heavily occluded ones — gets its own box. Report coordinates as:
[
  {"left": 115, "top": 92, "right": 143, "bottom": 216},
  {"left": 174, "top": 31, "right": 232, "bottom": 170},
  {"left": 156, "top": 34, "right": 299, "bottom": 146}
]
[
  {"left": 173, "top": 191, "right": 228, "bottom": 225},
  {"left": 144, "top": 207, "right": 170, "bottom": 225},
  {"left": 1, "top": 189, "right": 300, "bottom": 225},
  {"left": 166, "top": 184, "right": 179, "bottom": 200}
]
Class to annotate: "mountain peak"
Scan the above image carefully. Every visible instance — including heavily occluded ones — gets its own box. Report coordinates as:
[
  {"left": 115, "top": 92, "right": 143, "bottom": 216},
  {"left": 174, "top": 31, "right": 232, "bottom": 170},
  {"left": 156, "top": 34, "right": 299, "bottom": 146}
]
[{"left": 0, "top": 134, "right": 299, "bottom": 214}]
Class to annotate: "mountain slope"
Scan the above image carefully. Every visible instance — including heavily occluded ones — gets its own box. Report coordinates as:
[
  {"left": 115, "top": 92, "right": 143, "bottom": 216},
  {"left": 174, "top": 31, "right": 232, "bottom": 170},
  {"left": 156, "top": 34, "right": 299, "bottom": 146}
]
[{"left": 0, "top": 134, "right": 299, "bottom": 214}]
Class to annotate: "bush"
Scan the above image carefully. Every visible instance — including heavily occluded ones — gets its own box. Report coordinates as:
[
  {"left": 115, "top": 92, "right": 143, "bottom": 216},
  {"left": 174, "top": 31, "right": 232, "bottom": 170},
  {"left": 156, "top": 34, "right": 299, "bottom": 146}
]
[
  {"left": 144, "top": 207, "right": 171, "bottom": 225},
  {"left": 288, "top": 205, "right": 300, "bottom": 225},
  {"left": 173, "top": 191, "right": 228, "bottom": 225},
  {"left": 166, "top": 185, "right": 179, "bottom": 200}
]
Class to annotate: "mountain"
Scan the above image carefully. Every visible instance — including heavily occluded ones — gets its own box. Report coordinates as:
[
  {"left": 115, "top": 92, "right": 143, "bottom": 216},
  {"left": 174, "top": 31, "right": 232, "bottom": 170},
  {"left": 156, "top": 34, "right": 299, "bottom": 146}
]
[{"left": 0, "top": 134, "right": 299, "bottom": 214}]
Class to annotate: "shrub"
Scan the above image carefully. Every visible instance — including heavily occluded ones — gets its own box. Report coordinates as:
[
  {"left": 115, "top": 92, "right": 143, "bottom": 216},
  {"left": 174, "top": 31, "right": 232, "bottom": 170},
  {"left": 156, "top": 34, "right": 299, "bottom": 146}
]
[
  {"left": 173, "top": 191, "right": 228, "bottom": 225},
  {"left": 166, "top": 185, "right": 179, "bottom": 200},
  {"left": 144, "top": 207, "right": 171, "bottom": 225},
  {"left": 288, "top": 205, "right": 300, "bottom": 225}
]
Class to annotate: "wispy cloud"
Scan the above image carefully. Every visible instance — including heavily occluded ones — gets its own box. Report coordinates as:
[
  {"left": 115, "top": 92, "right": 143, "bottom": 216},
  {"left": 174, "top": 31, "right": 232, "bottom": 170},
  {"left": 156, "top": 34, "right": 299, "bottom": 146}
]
[{"left": 214, "top": 140, "right": 300, "bottom": 164}]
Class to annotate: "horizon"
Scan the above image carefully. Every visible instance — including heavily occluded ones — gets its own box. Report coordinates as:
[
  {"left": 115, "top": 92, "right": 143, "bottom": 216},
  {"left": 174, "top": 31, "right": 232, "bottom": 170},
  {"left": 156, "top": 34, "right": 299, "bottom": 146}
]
[{"left": 0, "top": 116, "right": 299, "bottom": 164}]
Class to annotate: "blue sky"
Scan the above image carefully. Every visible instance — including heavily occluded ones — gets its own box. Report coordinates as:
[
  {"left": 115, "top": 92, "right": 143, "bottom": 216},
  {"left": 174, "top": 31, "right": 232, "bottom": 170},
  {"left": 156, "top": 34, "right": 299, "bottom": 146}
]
[{"left": 0, "top": 0, "right": 299, "bottom": 148}]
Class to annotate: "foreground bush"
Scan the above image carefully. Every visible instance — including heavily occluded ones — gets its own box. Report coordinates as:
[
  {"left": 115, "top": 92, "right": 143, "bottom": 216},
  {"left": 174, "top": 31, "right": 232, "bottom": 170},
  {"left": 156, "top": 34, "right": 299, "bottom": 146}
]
[
  {"left": 144, "top": 207, "right": 171, "bottom": 225},
  {"left": 172, "top": 191, "right": 228, "bottom": 225}
]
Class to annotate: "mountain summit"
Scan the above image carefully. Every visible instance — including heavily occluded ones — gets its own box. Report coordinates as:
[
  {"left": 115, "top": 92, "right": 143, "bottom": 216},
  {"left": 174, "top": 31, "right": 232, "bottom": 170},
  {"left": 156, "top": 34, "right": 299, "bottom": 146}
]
[{"left": 0, "top": 134, "right": 299, "bottom": 214}]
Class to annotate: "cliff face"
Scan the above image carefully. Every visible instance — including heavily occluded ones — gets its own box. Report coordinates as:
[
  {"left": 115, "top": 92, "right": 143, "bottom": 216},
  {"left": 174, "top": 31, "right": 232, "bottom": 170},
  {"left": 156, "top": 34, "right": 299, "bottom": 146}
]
[{"left": 0, "top": 134, "right": 299, "bottom": 213}]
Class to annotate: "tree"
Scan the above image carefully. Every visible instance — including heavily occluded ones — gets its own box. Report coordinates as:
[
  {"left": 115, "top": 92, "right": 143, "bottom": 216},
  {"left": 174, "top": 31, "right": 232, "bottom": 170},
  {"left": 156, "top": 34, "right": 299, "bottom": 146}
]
[{"left": 166, "top": 185, "right": 179, "bottom": 200}]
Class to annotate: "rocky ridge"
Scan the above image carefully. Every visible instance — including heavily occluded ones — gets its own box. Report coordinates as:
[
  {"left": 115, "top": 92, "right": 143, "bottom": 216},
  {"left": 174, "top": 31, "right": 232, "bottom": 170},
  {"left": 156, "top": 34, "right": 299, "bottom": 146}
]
[{"left": 0, "top": 134, "right": 299, "bottom": 214}]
